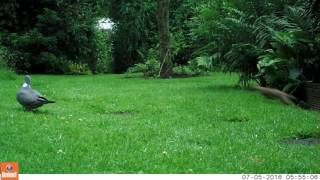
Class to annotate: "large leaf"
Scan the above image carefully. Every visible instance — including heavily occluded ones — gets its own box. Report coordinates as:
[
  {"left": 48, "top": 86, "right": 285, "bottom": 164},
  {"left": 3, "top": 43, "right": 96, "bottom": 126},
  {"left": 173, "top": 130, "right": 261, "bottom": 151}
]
[
  {"left": 196, "top": 56, "right": 212, "bottom": 69},
  {"left": 257, "top": 58, "right": 283, "bottom": 70},
  {"left": 288, "top": 68, "right": 302, "bottom": 80}
]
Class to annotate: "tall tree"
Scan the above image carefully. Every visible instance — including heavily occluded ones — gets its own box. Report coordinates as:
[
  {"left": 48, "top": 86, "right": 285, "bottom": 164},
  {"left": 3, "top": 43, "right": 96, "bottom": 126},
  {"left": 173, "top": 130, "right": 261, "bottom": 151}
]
[
  {"left": 107, "top": 0, "right": 157, "bottom": 73},
  {"left": 157, "top": 0, "right": 172, "bottom": 78}
]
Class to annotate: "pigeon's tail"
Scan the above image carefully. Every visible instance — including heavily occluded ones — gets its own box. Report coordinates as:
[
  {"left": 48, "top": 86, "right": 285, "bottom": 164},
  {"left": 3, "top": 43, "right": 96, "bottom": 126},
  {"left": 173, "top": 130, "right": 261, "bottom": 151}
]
[
  {"left": 38, "top": 97, "right": 55, "bottom": 104},
  {"left": 46, "top": 100, "right": 55, "bottom": 104}
]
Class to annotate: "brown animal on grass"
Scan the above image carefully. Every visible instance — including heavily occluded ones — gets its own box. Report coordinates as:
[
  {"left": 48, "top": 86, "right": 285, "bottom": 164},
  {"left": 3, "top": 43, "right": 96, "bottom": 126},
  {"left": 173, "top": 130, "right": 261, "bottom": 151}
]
[{"left": 254, "top": 86, "right": 299, "bottom": 105}]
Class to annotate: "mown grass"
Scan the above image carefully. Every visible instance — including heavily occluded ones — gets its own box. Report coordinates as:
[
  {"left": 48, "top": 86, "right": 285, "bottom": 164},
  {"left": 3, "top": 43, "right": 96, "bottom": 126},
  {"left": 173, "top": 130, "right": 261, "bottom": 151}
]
[{"left": 0, "top": 72, "right": 319, "bottom": 173}]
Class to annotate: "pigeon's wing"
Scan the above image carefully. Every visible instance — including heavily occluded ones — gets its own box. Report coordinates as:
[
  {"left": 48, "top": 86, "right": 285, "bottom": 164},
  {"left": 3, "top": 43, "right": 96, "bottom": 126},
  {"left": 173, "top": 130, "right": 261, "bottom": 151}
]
[
  {"left": 37, "top": 96, "right": 50, "bottom": 103},
  {"left": 16, "top": 89, "right": 39, "bottom": 106},
  {"left": 30, "top": 89, "right": 42, "bottom": 97},
  {"left": 30, "top": 89, "right": 55, "bottom": 104}
]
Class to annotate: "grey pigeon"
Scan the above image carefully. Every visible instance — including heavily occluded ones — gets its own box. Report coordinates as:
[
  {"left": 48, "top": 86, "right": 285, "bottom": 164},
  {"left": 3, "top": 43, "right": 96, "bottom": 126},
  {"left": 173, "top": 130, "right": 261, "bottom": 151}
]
[{"left": 16, "top": 75, "right": 55, "bottom": 110}]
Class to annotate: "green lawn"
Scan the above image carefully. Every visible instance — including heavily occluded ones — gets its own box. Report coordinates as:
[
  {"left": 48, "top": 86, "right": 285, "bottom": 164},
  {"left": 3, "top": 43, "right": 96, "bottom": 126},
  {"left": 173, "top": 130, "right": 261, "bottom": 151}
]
[{"left": 0, "top": 73, "right": 319, "bottom": 173}]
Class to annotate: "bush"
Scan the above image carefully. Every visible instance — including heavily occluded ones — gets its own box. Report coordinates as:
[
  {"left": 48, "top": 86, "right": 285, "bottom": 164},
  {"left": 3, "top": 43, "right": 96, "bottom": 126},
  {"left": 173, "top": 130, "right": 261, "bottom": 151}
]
[
  {"left": 126, "top": 58, "right": 160, "bottom": 78},
  {"left": 0, "top": 1, "right": 100, "bottom": 74},
  {"left": 0, "top": 68, "right": 17, "bottom": 80},
  {"left": 126, "top": 47, "right": 209, "bottom": 79},
  {"left": 194, "top": 56, "right": 213, "bottom": 71},
  {"left": 0, "top": 45, "right": 16, "bottom": 69},
  {"left": 95, "top": 30, "right": 113, "bottom": 74},
  {"left": 190, "top": 0, "right": 320, "bottom": 91},
  {"left": 38, "top": 52, "right": 69, "bottom": 74},
  {"left": 0, "top": 46, "right": 17, "bottom": 80},
  {"left": 172, "top": 65, "right": 202, "bottom": 77},
  {"left": 257, "top": 52, "right": 303, "bottom": 93},
  {"left": 66, "top": 62, "right": 91, "bottom": 75},
  {"left": 224, "top": 43, "right": 261, "bottom": 86},
  {"left": 256, "top": 28, "right": 319, "bottom": 92}
]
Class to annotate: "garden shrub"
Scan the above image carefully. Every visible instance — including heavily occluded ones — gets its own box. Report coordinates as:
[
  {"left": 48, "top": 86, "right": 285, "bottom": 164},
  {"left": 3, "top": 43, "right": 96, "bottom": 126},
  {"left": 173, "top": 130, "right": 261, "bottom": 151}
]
[
  {"left": 194, "top": 56, "right": 213, "bottom": 71},
  {"left": 172, "top": 65, "right": 202, "bottom": 78},
  {"left": 95, "top": 30, "right": 113, "bottom": 74},
  {"left": 0, "top": 46, "right": 17, "bottom": 80},
  {"left": 66, "top": 62, "right": 92, "bottom": 75},
  {"left": 190, "top": 0, "right": 320, "bottom": 92},
  {"left": 126, "top": 58, "right": 160, "bottom": 78},
  {"left": 0, "top": 68, "right": 17, "bottom": 80},
  {"left": 261, "top": 3, "right": 320, "bottom": 88},
  {"left": 0, "top": 1, "right": 101, "bottom": 74}
]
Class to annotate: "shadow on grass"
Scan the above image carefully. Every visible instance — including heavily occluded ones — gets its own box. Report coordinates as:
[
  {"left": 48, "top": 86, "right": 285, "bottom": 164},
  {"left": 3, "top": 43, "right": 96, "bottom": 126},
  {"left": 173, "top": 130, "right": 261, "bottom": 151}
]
[
  {"left": 105, "top": 110, "right": 137, "bottom": 117},
  {"left": 123, "top": 73, "right": 144, "bottom": 79},
  {"left": 86, "top": 103, "right": 138, "bottom": 117},
  {"left": 12, "top": 106, "right": 52, "bottom": 115},
  {"left": 31, "top": 109, "right": 51, "bottom": 115},
  {"left": 224, "top": 116, "right": 250, "bottom": 123},
  {"left": 281, "top": 132, "right": 320, "bottom": 145}
]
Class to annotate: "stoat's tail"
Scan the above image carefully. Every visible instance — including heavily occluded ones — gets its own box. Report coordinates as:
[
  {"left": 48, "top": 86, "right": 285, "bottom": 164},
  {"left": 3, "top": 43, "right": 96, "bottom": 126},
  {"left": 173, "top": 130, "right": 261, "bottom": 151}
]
[{"left": 254, "top": 86, "right": 299, "bottom": 105}]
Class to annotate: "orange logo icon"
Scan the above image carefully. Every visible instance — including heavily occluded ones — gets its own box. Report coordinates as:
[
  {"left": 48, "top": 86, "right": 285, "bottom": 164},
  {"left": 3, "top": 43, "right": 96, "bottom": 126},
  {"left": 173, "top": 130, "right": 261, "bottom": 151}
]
[{"left": 1, "top": 162, "right": 19, "bottom": 180}]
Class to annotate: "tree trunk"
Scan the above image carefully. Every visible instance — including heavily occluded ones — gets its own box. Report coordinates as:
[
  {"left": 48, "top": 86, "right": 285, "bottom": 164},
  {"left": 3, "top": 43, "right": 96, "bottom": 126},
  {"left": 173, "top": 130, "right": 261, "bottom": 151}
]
[{"left": 157, "top": 0, "right": 172, "bottom": 78}]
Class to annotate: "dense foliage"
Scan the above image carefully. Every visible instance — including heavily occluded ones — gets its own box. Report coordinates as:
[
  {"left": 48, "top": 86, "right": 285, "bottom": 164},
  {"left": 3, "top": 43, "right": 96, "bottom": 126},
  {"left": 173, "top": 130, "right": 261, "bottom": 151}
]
[
  {"left": 0, "top": 0, "right": 110, "bottom": 74},
  {"left": 106, "top": 0, "right": 201, "bottom": 73},
  {"left": 106, "top": 0, "right": 156, "bottom": 73},
  {"left": 0, "top": 0, "right": 319, "bottom": 92},
  {"left": 190, "top": 0, "right": 320, "bottom": 91},
  {"left": 107, "top": 0, "right": 319, "bottom": 90}
]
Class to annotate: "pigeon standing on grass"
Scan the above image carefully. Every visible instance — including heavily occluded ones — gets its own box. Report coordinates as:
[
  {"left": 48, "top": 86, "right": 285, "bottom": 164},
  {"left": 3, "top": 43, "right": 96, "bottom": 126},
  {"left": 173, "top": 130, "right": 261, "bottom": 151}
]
[{"left": 16, "top": 75, "right": 55, "bottom": 110}]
